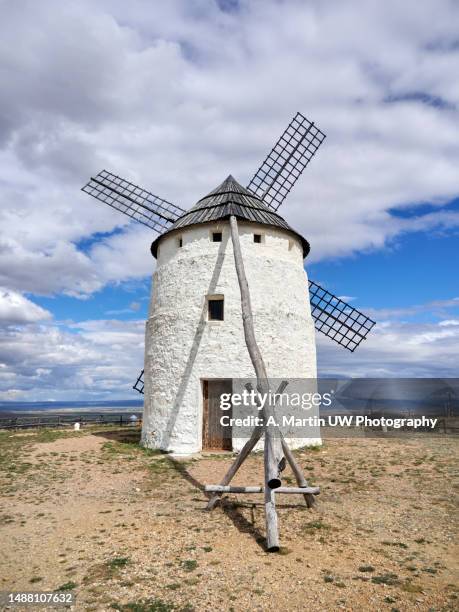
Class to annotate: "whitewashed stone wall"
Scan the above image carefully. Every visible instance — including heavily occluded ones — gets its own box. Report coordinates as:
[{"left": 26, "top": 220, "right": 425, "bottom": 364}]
[{"left": 141, "top": 220, "right": 320, "bottom": 455}]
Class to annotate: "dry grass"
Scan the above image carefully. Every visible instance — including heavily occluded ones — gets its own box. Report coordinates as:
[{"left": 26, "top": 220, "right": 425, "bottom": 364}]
[{"left": 0, "top": 426, "right": 457, "bottom": 611}]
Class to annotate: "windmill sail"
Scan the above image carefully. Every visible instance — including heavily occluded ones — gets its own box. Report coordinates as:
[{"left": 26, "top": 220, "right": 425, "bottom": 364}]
[
  {"left": 82, "top": 170, "right": 185, "bottom": 233},
  {"left": 247, "top": 112, "right": 326, "bottom": 211},
  {"left": 133, "top": 369, "right": 144, "bottom": 394},
  {"left": 308, "top": 280, "right": 375, "bottom": 352}
]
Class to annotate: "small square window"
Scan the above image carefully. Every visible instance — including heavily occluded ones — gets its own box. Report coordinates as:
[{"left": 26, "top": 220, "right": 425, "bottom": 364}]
[
  {"left": 212, "top": 232, "right": 222, "bottom": 243},
  {"left": 208, "top": 297, "right": 224, "bottom": 321},
  {"left": 253, "top": 234, "right": 262, "bottom": 244}
]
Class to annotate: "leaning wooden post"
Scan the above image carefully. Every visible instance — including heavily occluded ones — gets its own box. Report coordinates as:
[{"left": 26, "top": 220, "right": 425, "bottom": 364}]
[
  {"left": 206, "top": 423, "right": 263, "bottom": 510},
  {"left": 229, "top": 215, "right": 284, "bottom": 487},
  {"left": 229, "top": 214, "right": 284, "bottom": 549},
  {"left": 280, "top": 435, "right": 315, "bottom": 508}
]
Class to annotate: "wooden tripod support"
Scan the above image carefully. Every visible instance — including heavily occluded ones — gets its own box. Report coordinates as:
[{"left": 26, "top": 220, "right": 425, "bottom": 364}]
[
  {"left": 205, "top": 418, "right": 319, "bottom": 551},
  {"left": 205, "top": 216, "right": 320, "bottom": 552}
]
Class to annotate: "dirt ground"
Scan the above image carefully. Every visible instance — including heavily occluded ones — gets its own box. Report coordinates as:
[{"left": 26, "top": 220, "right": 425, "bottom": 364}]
[{"left": 0, "top": 427, "right": 457, "bottom": 611}]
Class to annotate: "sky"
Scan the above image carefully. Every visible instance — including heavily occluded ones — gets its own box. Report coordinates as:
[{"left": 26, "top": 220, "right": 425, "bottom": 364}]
[{"left": 0, "top": 0, "right": 458, "bottom": 401}]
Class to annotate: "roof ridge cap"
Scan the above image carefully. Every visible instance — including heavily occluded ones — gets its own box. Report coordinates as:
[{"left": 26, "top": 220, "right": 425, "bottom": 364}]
[{"left": 196, "top": 188, "right": 262, "bottom": 204}]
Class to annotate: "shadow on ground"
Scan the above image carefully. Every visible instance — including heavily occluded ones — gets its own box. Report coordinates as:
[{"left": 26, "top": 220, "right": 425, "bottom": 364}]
[
  {"left": 91, "top": 427, "right": 268, "bottom": 550},
  {"left": 91, "top": 427, "right": 142, "bottom": 444}
]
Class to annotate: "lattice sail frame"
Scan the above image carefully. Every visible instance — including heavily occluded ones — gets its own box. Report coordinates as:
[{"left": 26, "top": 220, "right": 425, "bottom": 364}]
[
  {"left": 247, "top": 112, "right": 326, "bottom": 211},
  {"left": 133, "top": 369, "right": 144, "bottom": 395},
  {"left": 308, "top": 281, "right": 376, "bottom": 352},
  {"left": 82, "top": 170, "right": 185, "bottom": 233}
]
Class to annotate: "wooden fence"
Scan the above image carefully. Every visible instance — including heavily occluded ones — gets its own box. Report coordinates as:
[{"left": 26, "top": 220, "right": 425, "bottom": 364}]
[{"left": 0, "top": 412, "right": 143, "bottom": 430}]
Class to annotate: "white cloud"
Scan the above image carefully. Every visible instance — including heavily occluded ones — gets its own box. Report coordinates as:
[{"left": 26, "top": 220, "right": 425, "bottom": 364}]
[
  {"left": 0, "top": 299, "right": 457, "bottom": 401},
  {"left": 0, "top": 162, "right": 154, "bottom": 296},
  {"left": 0, "top": 0, "right": 458, "bottom": 297},
  {"left": 439, "top": 319, "right": 459, "bottom": 327},
  {"left": 88, "top": 225, "right": 154, "bottom": 289},
  {"left": 364, "top": 297, "right": 459, "bottom": 321},
  {"left": 0, "top": 317, "right": 144, "bottom": 401},
  {"left": 0, "top": 289, "right": 52, "bottom": 324},
  {"left": 317, "top": 318, "right": 459, "bottom": 378},
  {"left": 0, "top": 1, "right": 458, "bottom": 399},
  {"left": 317, "top": 297, "right": 459, "bottom": 377}
]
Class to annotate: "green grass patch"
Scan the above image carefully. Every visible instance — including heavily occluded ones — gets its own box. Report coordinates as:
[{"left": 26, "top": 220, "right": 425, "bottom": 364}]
[
  {"left": 303, "top": 520, "right": 333, "bottom": 532},
  {"left": 110, "top": 598, "right": 192, "bottom": 612},
  {"left": 382, "top": 541, "right": 408, "bottom": 549},
  {"left": 181, "top": 560, "right": 198, "bottom": 572},
  {"left": 102, "top": 437, "right": 163, "bottom": 459},
  {"left": 371, "top": 573, "right": 400, "bottom": 586},
  {"left": 83, "top": 556, "right": 131, "bottom": 585},
  {"left": 56, "top": 581, "right": 77, "bottom": 591},
  {"left": 108, "top": 557, "right": 130, "bottom": 570}
]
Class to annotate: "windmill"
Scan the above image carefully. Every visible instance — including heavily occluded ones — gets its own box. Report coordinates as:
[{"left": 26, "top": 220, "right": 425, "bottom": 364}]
[{"left": 82, "top": 112, "right": 375, "bottom": 550}]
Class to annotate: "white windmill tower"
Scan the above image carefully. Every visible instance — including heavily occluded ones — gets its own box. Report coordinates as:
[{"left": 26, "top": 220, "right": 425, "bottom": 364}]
[
  {"left": 83, "top": 113, "right": 375, "bottom": 550},
  {"left": 144, "top": 173, "right": 319, "bottom": 455}
]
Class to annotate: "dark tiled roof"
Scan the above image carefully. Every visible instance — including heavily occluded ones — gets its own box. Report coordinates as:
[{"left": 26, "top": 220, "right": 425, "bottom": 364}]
[{"left": 151, "top": 175, "right": 310, "bottom": 258}]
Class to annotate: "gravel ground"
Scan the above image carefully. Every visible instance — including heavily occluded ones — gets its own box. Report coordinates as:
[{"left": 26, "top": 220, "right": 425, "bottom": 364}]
[{"left": 0, "top": 427, "right": 457, "bottom": 611}]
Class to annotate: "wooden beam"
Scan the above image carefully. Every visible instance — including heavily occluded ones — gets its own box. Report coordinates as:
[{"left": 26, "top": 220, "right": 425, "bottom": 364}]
[
  {"left": 206, "top": 485, "right": 264, "bottom": 493},
  {"left": 205, "top": 424, "right": 263, "bottom": 510},
  {"left": 280, "top": 436, "right": 316, "bottom": 508},
  {"left": 205, "top": 485, "right": 320, "bottom": 495},
  {"left": 265, "top": 485, "right": 279, "bottom": 552},
  {"left": 229, "top": 214, "right": 283, "bottom": 550},
  {"left": 228, "top": 215, "right": 283, "bottom": 487},
  {"left": 205, "top": 381, "right": 289, "bottom": 511}
]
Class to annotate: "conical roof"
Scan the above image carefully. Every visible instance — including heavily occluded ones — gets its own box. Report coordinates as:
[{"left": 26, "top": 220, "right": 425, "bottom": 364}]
[{"left": 151, "top": 175, "right": 310, "bottom": 258}]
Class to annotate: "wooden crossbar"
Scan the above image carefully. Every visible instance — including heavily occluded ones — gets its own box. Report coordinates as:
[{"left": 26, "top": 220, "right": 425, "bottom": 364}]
[{"left": 205, "top": 485, "right": 320, "bottom": 495}]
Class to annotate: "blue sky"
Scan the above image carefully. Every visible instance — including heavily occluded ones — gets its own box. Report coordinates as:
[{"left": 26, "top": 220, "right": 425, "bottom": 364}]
[
  {"left": 311, "top": 211, "right": 459, "bottom": 315},
  {"left": 0, "top": 0, "right": 458, "bottom": 400}
]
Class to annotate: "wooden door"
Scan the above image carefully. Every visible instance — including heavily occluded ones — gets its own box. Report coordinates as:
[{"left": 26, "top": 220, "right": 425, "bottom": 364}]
[{"left": 202, "top": 379, "right": 232, "bottom": 451}]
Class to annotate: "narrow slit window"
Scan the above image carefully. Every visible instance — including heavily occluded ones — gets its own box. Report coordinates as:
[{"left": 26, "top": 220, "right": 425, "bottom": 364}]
[
  {"left": 208, "top": 297, "right": 224, "bottom": 321},
  {"left": 212, "top": 232, "right": 222, "bottom": 242},
  {"left": 254, "top": 234, "right": 262, "bottom": 244},
  {"left": 178, "top": 236, "right": 183, "bottom": 247}
]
